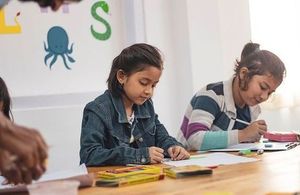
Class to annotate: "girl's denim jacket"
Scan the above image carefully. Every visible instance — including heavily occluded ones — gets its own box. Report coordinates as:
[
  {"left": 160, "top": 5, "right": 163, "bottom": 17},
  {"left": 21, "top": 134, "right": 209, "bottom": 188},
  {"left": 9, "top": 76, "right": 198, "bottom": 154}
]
[{"left": 80, "top": 90, "right": 183, "bottom": 166}]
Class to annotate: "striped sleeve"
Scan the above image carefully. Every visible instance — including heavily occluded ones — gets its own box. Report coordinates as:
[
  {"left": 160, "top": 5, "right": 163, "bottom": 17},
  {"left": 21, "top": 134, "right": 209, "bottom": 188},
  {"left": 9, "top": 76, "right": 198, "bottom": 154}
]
[
  {"left": 178, "top": 89, "right": 236, "bottom": 150},
  {"left": 181, "top": 94, "right": 220, "bottom": 139}
]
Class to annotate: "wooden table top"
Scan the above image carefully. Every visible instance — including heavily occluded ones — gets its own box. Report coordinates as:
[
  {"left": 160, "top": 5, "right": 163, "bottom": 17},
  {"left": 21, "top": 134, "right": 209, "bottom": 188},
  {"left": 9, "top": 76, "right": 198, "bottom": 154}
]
[{"left": 79, "top": 147, "right": 300, "bottom": 195}]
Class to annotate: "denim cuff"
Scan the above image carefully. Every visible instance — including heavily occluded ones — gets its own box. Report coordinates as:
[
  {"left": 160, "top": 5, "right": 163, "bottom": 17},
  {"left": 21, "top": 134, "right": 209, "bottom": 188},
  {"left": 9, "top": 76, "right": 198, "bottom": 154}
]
[{"left": 135, "top": 147, "right": 150, "bottom": 164}]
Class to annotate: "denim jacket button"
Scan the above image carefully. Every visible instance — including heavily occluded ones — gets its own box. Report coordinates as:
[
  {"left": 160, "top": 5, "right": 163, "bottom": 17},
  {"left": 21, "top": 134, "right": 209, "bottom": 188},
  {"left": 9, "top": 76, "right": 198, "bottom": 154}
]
[
  {"left": 139, "top": 137, "right": 143, "bottom": 142},
  {"left": 141, "top": 157, "right": 146, "bottom": 163}
]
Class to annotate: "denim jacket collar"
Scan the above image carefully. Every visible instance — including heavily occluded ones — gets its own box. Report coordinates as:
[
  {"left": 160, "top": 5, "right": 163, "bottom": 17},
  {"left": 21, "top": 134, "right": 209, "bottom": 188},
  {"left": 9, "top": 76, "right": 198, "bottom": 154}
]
[{"left": 108, "top": 90, "right": 151, "bottom": 123}]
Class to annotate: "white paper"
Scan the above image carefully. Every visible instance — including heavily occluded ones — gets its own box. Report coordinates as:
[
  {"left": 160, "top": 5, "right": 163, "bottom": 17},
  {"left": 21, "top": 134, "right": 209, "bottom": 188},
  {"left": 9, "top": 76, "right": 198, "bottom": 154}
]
[
  {"left": 0, "top": 164, "right": 88, "bottom": 191},
  {"left": 208, "top": 142, "right": 290, "bottom": 152},
  {"left": 163, "top": 152, "right": 259, "bottom": 167},
  {"left": 37, "top": 163, "right": 88, "bottom": 182}
]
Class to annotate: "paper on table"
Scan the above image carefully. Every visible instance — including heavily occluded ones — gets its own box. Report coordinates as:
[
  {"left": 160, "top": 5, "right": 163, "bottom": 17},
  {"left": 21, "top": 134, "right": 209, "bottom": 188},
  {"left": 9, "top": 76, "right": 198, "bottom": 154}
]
[
  {"left": 162, "top": 152, "right": 258, "bottom": 167},
  {"left": 0, "top": 164, "right": 93, "bottom": 194},
  {"left": 38, "top": 163, "right": 88, "bottom": 182},
  {"left": 208, "top": 142, "right": 290, "bottom": 152}
]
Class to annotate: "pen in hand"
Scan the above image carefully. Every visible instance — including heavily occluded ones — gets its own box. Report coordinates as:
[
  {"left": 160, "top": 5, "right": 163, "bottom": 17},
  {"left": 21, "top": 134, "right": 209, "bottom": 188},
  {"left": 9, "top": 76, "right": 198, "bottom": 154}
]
[
  {"left": 234, "top": 118, "right": 267, "bottom": 143},
  {"left": 231, "top": 117, "right": 250, "bottom": 125}
]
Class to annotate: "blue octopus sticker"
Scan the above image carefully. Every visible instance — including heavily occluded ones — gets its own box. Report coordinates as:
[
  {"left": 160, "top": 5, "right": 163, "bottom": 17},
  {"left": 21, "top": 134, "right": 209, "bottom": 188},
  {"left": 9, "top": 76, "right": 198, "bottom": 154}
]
[{"left": 44, "top": 26, "right": 75, "bottom": 70}]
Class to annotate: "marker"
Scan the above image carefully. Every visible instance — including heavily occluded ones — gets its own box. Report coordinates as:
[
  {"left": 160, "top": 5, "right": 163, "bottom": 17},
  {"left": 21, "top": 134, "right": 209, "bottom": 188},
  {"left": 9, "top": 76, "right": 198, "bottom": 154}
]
[
  {"left": 286, "top": 142, "right": 300, "bottom": 150},
  {"left": 231, "top": 117, "right": 250, "bottom": 125},
  {"left": 238, "top": 149, "right": 252, "bottom": 155},
  {"left": 264, "top": 143, "right": 273, "bottom": 148}
]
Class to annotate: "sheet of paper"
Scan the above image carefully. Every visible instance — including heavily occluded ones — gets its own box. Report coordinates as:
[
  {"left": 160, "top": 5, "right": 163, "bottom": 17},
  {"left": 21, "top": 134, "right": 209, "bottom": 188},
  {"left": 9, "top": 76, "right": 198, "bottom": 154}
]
[
  {"left": 163, "top": 152, "right": 258, "bottom": 167},
  {"left": 208, "top": 142, "right": 290, "bottom": 152},
  {"left": 37, "top": 163, "right": 88, "bottom": 182},
  {"left": 0, "top": 164, "right": 88, "bottom": 191}
]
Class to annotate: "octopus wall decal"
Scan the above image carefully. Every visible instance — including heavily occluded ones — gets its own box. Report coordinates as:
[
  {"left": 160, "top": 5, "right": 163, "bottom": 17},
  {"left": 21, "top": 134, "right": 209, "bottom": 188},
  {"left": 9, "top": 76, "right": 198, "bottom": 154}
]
[{"left": 44, "top": 26, "right": 75, "bottom": 70}]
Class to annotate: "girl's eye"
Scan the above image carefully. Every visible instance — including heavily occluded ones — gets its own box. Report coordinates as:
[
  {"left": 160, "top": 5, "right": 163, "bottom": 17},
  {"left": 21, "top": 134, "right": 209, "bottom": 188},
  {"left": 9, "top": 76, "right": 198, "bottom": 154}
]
[
  {"left": 260, "top": 84, "right": 268, "bottom": 91},
  {"left": 140, "top": 81, "right": 148, "bottom": 86}
]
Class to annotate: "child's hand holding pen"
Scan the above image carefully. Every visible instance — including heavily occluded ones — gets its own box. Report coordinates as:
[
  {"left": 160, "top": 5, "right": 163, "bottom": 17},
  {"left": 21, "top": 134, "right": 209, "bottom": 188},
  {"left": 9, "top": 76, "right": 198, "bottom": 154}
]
[
  {"left": 167, "top": 146, "right": 190, "bottom": 161},
  {"left": 237, "top": 119, "right": 267, "bottom": 143},
  {"left": 148, "top": 146, "right": 190, "bottom": 163},
  {"left": 149, "top": 147, "right": 164, "bottom": 164}
]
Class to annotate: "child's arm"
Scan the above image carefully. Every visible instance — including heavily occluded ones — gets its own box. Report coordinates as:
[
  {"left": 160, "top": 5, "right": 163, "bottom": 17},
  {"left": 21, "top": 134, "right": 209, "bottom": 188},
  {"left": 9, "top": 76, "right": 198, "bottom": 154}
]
[
  {"left": 80, "top": 143, "right": 150, "bottom": 166},
  {"left": 80, "top": 105, "right": 150, "bottom": 166},
  {"left": 151, "top": 115, "right": 190, "bottom": 160},
  {"left": 153, "top": 114, "right": 185, "bottom": 154},
  {"left": 178, "top": 92, "right": 239, "bottom": 151}
]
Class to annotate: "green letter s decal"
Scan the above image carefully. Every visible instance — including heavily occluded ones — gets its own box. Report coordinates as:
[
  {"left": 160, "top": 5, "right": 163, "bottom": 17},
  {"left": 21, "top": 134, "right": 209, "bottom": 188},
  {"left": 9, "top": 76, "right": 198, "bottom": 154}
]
[{"left": 90, "top": 1, "right": 111, "bottom": 41}]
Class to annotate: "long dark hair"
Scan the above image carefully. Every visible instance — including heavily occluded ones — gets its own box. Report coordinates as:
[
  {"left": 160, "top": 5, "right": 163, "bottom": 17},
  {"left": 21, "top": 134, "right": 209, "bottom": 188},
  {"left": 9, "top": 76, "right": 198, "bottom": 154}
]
[
  {"left": 107, "top": 43, "right": 163, "bottom": 96},
  {"left": 0, "top": 77, "right": 12, "bottom": 120}
]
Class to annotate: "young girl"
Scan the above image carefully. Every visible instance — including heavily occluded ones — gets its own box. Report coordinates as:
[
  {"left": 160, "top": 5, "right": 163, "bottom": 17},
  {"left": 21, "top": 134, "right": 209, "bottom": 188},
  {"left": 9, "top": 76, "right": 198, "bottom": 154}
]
[
  {"left": 177, "top": 42, "right": 286, "bottom": 151},
  {"left": 0, "top": 77, "right": 12, "bottom": 120},
  {"left": 80, "top": 43, "right": 190, "bottom": 166}
]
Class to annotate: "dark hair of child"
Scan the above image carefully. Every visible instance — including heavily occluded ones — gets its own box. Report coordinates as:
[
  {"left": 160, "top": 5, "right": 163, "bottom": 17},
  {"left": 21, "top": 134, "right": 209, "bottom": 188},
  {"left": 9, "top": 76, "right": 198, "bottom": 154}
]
[
  {"left": 0, "top": 77, "right": 12, "bottom": 120},
  {"left": 234, "top": 42, "right": 286, "bottom": 90},
  {"left": 107, "top": 43, "right": 163, "bottom": 96}
]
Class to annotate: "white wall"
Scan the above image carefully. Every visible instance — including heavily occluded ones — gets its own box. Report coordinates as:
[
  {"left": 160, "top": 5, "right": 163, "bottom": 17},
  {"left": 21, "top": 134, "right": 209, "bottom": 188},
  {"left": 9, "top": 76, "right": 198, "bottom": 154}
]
[
  {"left": 1, "top": 0, "right": 125, "bottom": 96},
  {"left": 186, "top": 0, "right": 252, "bottom": 89},
  {"left": 143, "top": 0, "right": 251, "bottom": 136},
  {"left": 143, "top": 0, "right": 194, "bottom": 136}
]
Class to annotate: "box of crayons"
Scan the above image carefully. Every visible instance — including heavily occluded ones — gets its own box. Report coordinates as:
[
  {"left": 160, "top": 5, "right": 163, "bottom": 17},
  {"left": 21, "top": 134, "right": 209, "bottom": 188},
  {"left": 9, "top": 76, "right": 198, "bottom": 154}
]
[
  {"left": 97, "top": 165, "right": 162, "bottom": 179},
  {"left": 96, "top": 173, "right": 165, "bottom": 187},
  {"left": 96, "top": 165, "right": 164, "bottom": 187},
  {"left": 163, "top": 165, "right": 213, "bottom": 179}
]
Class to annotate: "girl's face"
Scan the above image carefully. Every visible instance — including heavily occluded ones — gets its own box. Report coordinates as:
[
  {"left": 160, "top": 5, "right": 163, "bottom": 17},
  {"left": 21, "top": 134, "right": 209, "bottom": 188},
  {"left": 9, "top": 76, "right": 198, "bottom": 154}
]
[
  {"left": 239, "top": 74, "right": 281, "bottom": 106},
  {"left": 117, "top": 66, "right": 162, "bottom": 106}
]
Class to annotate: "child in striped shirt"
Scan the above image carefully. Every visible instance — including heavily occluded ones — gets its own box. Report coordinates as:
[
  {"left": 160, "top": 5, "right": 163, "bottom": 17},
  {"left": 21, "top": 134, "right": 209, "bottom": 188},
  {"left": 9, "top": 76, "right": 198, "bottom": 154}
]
[{"left": 177, "top": 42, "right": 286, "bottom": 150}]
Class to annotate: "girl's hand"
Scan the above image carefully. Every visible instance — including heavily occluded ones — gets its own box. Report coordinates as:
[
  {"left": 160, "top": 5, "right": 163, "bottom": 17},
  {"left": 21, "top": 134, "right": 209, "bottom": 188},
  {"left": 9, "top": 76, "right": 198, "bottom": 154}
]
[
  {"left": 238, "top": 120, "right": 267, "bottom": 142},
  {"left": 167, "top": 146, "right": 190, "bottom": 161},
  {"left": 0, "top": 112, "right": 48, "bottom": 184},
  {"left": 148, "top": 147, "right": 164, "bottom": 164}
]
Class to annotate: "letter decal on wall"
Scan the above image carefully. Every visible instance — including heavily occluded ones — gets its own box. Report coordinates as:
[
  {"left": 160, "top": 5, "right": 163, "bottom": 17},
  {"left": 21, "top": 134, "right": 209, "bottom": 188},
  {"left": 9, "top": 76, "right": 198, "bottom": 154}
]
[
  {"left": 90, "top": 1, "right": 111, "bottom": 41},
  {"left": 44, "top": 26, "right": 75, "bottom": 70},
  {"left": 0, "top": 9, "right": 21, "bottom": 34}
]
